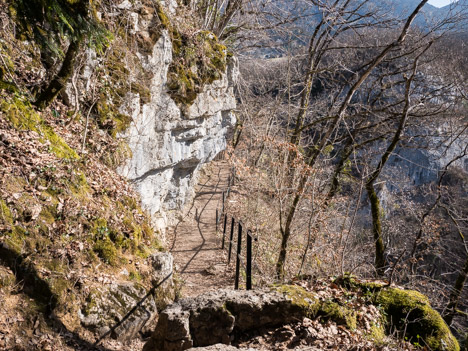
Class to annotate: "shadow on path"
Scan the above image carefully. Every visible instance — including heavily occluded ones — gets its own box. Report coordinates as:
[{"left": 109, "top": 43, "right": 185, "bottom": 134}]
[
  {"left": 170, "top": 164, "right": 224, "bottom": 273},
  {"left": 169, "top": 161, "right": 233, "bottom": 295}
]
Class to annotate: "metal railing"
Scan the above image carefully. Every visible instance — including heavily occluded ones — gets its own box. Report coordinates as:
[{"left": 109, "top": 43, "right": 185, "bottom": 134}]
[
  {"left": 216, "top": 169, "right": 255, "bottom": 290},
  {"left": 216, "top": 211, "right": 254, "bottom": 290}
]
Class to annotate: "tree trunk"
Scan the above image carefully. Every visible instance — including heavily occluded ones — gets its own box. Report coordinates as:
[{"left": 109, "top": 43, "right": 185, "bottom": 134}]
[
  {"left": 276, "top": 174, "right": 308, "bottom": 280},
  {"left": 232, "top": 119, "right": 243, "bottom": 149},
  {"left": 276, "top": 228, "right": 290, "bottom": 281},
  {"left": 444, "top": 255, "right": 468, "bottom": 326},
  {"left": 35, "top": 39, "right": 81, "bottom": 110},
  {"left": 328, "top": 141, "right": 353, "bottom": 200},
  {"left": 366, "top": 181, "right": 386, "bottom": 276},
  {"left": 363, "top": 45, "right": 427, "bottom": 275}
]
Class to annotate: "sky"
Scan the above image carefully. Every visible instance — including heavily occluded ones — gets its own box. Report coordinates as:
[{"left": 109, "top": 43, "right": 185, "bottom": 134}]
[{"left": 428, "top": 0, "right": 456, "bottom": 7}]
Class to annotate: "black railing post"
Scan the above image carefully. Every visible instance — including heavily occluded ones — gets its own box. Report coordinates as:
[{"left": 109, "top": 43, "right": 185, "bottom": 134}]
[
  {"left": 222, "top": 213, "right": 227, "bottom": 250},
  {"left": 246, "top": 230, "right": 252, "bottom": 290},
  {"left": 228, "top": 217, "right": 235, "bottom": 264},
  {"left": 216, "top": 208, "right": 218, "bottom": 233},
  {"left": 222, "top": 191, "right": 225, "bottom": 214},
  {"left": 235, "top": 222, "right": 243, "bottom": 290}
]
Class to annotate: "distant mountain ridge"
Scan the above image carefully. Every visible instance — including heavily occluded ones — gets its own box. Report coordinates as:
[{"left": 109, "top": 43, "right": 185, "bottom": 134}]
[
  {"left": 368, "top": 0, "right": 466, "bottom": 27},
  {"left": 250, "top": 0, "right": 467, "bottom": 57}
]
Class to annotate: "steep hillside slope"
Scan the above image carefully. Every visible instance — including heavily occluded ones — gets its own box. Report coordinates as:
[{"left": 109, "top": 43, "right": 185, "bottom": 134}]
[{"left": 0, "top": 0, "right": 236, "bottom": 349}]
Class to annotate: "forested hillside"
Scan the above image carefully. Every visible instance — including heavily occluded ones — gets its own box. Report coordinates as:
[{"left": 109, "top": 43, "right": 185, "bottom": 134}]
[{"left": 226, "top": 0, "right": 468, "bottom": 346}]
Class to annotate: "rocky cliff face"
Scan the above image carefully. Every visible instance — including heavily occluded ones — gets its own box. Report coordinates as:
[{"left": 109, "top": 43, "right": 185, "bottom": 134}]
[
  {"left": 0, "top": 0, "right": 237, "bottom": 345},
  {"left": 111, "top": 2, "right": 237, "bottom": 232}
]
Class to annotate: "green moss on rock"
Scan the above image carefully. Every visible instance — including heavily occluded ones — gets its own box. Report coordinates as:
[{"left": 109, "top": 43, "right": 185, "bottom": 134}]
[
  {"left": 274, "top": 284, "right": 320, "bottom": 317},
  {"left": 275, "top": 285, "right": 358, "bottom": 329},
  {"left": 0, "top": 41, "right": 19, "bottom": 93},
  {"left": 1, "top": 96, "right": 78, "bottom": 159},
  {"left": 96, "top": 97, "right": 132, "bottom": 138},
  {"left": 367, "top": 321, "right": 386, "bottom": 345},
  {"left": 0, "top": 199, "right": 13, "bottom": 226},
  {"left": 334, "top": 273, "right": 382, "bottom": 295},
  {"left": 93, "top": 238, "right": 118, "bottom": 266},
  {"left": 4, "top": 225, "right": 28, "bottom": 254},
  {"left": 374, "top": 288, "right": 459, "bottom": 351},
  {"left": 49, "top": 276, "right": 70, "bottom": 303},
  {"left": 167, "top": 31, "right": 227, "bottom": 106},
  {"left": 320, "top": 301, "right": 357, "bottom": 330},
  {"left": 335, "top": 274, "right": 459, "bottom": 351},
  {"left": 153, "top": 3, "right": 227, "bottom": 106},
  {"left": 0, "top": 267, "right": 16, "bottom": 288}
]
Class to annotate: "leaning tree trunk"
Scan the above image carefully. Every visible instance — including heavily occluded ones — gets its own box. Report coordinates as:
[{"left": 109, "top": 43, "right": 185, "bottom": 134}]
[{"left": 35, "top": 39, "right": 81, "bottom": 110}]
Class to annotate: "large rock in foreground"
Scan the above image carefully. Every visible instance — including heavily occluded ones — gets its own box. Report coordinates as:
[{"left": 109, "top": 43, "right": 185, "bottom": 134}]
[
  {"left": 143, "top": 289, "right": 305, "bottom": 351},
  {"left": 143, "top": 283, "right": 460, "bottom": 351}
]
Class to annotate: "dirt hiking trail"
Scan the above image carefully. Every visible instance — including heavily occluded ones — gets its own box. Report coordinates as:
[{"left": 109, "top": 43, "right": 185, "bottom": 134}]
[{"left": 168, "top": 160, "right": 234, "bottom": 297}]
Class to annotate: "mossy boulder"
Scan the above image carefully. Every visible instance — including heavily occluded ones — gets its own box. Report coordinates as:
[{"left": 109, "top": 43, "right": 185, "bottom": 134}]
[
  {"left": 273, "top": 284, "right": 320, "bottom": 316},
  {"left": 144, "top": 288, "right": 308, "bottom": 351},
  {"left": 374, "top": 288, "right": 459, "bottom": 351},
  {"left": 274, "top": 284, "right": 358, "bottom": 330},
  {"left": 320, "top": 301, "right": 357, "bottom": 330},
  {"left": 335, "top": 275, "right": 459, "bottom": 351}
]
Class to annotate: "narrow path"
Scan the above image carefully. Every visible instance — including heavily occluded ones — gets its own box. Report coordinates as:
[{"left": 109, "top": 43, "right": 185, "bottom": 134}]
[{"left": 168, "top": 160, "right": 233, "bottom": 297}]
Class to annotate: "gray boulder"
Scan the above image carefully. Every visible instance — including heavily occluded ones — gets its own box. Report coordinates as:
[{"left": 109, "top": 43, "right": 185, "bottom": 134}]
[
  {"left": 79, "top": 282, "right": 158, "bottom": 340},
  {"left": 143, "top": 289, "right": 305, "bottom": 351},
  {"left": 148, "top": 252, "right": 174, "bottom": 288}
]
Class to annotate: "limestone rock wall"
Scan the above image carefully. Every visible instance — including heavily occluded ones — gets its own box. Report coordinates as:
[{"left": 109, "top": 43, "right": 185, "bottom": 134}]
[{"left": 113, "top": 3, "right": 237, "bottom": 232}]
